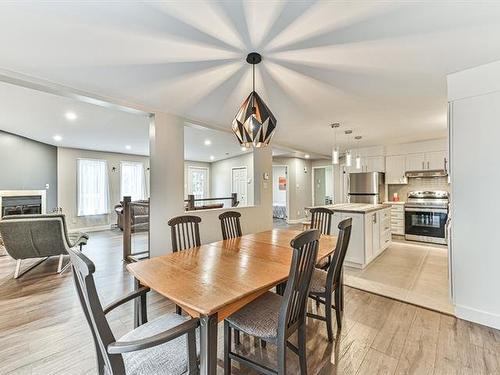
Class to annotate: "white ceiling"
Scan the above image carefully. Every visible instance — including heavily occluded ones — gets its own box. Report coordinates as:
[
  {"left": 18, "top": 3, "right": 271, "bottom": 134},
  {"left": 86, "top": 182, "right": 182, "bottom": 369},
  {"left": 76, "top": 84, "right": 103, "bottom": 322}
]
[
  {"left": 0, "top": 81, "right": 150, "bottom": 155},
  {"left": 1, "top": 1, "right": 500, "bottom": 153}
]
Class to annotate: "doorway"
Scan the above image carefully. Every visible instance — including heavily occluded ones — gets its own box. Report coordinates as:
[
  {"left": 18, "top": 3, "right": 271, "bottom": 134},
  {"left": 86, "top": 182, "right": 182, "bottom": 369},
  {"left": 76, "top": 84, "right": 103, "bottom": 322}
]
[
  {"left": 231, "top": 167, "right": 248, "bottom": 207},
  {"left": 272, "top": 165, "right": 288, "bottom": 225},
  {"left": 312, "top": 165, "right": 333, "bottom": 206}
]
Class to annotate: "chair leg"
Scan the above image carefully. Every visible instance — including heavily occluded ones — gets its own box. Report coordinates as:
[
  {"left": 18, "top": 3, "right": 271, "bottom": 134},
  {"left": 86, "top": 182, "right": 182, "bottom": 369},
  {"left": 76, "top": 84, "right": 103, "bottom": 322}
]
[
  {"left": 234, "top": 329, "right": 240, "bottom": 346},
  {"left": 277, "top": 339, "right": 286, "bottom": 375},
  {"left": 175, "top": 305, "right": 182, "bottom": 315},
  {"left": 14, "top": 259, "right": 21, "bottom": 279},
  {"left": 224, "top": 321, "right": 231, "bottom": 375},
  {"left": 298, "top": 323, "right": 308, "bottom": 375},
  {"left": 334, "top": 289, "right": 343, "bottom": 332},
  {"left": 57, "top": 255, "right": 63, "bottom": 273},
  {"left": 325, "top": 293, "right": 334, "bottom": 342}
]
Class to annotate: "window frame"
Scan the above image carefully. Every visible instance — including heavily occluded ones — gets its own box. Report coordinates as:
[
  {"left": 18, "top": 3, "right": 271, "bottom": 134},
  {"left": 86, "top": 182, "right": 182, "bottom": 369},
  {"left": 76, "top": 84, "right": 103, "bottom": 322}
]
[
  {"left": 120, "top": 161, "right": 146, "bottom": 202},
  {"left": 77, "top": 158, "right": 110, "bottom": 217}
]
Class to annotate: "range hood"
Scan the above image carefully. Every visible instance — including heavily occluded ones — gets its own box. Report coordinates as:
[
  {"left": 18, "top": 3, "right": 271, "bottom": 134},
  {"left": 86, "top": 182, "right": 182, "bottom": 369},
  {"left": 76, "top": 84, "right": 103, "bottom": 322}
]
[{"left": 405, "top": 169, "right": 448, "bottom": 178}]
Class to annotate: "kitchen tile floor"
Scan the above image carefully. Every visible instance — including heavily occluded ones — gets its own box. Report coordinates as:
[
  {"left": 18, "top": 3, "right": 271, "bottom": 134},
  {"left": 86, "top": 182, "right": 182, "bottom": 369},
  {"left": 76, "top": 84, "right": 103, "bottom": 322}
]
[{"left": 344, "top": 240, "right": 454, "bottom": 315}]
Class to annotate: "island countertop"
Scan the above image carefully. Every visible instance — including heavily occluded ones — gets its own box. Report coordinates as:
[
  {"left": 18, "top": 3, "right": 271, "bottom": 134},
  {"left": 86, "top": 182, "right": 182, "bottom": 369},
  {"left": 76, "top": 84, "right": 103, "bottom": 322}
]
[{"left": 305, "top": 203, "right": 392, "bottom": 214}]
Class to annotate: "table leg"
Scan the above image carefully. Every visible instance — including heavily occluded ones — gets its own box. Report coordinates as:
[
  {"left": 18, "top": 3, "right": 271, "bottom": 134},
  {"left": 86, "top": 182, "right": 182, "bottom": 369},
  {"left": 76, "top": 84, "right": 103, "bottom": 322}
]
[
  {"left": 133, "top": 277, "right": 147, "bottom": 328},
  {"left": 199, "top": 313, "right": 218, "bottom": 375}
]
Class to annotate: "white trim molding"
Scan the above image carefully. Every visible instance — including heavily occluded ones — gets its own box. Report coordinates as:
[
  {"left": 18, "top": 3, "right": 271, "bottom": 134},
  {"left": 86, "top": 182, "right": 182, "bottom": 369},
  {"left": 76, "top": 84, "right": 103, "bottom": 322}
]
[
  {"left": 0, "top": 190, "right": 47, "bottom": 215},
  {"left": 455, "top": 304, "right": 500, "bottom": 330}
]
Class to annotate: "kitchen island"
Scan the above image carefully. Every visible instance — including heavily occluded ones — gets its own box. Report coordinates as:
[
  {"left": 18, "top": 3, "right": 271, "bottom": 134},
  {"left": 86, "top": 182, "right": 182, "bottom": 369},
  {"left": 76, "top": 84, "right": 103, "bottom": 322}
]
[{"left": 306, "top": 203, "right": 392, "bottom": 269}]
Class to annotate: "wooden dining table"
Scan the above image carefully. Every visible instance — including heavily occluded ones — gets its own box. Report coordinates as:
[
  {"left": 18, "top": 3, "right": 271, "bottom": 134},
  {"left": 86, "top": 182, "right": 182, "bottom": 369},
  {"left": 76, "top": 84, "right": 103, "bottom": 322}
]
[{"left": 127, "top": 228, "right": 337, "bottom": 375}]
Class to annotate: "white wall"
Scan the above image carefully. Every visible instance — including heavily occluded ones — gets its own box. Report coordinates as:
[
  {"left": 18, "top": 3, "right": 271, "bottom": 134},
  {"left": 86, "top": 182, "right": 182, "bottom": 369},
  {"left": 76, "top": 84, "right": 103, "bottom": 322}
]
[
  {"left": 272, "top": 157, "right": 312, "bottom": 222},
  {"left": 272, "top": 165, "right": 287, "bottom": 205},
  {"left": 57, "top": 147, "right": 149, "bottom": 231},
  {"left": 210, "top": 152, "right": 254, "bottom": 207},
  {"left": 448, "top": 60, "right": 500, "bottom": 329},
  {"left": 149, "top": 113, "right": 273, "bottom": 257}
]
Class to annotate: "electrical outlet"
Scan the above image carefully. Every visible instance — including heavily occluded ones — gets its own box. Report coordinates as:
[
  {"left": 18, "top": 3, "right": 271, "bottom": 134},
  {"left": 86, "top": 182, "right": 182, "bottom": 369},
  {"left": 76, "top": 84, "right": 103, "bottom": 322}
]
[{"left": 45, "top": 183, "right": 50, "bottom": 189}]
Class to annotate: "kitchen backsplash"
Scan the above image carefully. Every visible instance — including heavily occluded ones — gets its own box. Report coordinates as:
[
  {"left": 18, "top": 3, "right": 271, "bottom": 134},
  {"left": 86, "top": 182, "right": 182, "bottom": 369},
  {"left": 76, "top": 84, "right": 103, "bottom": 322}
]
[{"left": 388, "top": 176, "right": 450, "bottom": 201}]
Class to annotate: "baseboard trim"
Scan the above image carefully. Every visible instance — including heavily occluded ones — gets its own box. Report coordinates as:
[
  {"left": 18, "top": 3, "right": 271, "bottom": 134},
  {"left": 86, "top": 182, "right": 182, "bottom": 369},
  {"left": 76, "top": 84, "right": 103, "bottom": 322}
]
[
  {"left": 455, "top": 304, "right": 500, "bottom": 330},
  {"left": 69, "top": 224, "right": 113, "bottom": 233}
]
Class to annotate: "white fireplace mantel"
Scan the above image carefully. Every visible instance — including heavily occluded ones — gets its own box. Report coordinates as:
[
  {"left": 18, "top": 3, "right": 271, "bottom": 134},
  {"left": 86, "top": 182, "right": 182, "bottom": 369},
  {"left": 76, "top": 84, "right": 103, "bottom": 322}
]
[{"left": 0, "top": 190, "right": 47, "bottom": 215}]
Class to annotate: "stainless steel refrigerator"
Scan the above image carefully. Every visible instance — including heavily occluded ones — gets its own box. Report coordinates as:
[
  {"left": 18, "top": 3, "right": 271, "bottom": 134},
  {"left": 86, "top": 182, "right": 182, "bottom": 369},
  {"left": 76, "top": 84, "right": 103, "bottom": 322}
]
[{"left": 348, "top": 172, "right": 385, "bottom": 204}]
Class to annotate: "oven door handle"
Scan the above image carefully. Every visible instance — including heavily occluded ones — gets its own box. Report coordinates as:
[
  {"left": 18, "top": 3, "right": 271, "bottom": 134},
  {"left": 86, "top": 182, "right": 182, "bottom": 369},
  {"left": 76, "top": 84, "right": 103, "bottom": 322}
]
[{"left": 405, "top": 207, "right": 448, "bottom": 214}]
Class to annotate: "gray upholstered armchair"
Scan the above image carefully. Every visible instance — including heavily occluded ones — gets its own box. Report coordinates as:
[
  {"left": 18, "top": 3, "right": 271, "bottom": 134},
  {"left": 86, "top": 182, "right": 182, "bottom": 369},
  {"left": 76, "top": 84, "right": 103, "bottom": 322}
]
[{"left": 0, "top": 214, "right": 88, "bottom": 278}]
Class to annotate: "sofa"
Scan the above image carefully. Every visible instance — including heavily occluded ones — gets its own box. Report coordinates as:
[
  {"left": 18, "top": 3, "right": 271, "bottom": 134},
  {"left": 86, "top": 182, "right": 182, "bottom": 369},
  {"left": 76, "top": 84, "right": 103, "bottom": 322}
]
[{"left": 115, "top": 200, "right": 149, "bottom": 232}]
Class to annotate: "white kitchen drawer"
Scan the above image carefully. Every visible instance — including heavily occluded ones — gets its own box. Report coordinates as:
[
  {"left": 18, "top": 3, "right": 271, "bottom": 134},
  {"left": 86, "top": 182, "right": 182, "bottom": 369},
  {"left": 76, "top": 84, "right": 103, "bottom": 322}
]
[
  {"left": 390, "top": 205, "right": 404, "bottom": 212},
  {"left": 391, "top": 211, "right": 404, "bottom": 220},
  {"left": 380, "top": 230, "right": 392, "bottom": 248},
  {"left": 392, "top": 227, "right": 404, "bottom": 235},
  {"left": 381, "top": 210, "right": 390, "bottom": 220},
  {"left": 391, "top": 218, "right": 404, "bottom": 227}
]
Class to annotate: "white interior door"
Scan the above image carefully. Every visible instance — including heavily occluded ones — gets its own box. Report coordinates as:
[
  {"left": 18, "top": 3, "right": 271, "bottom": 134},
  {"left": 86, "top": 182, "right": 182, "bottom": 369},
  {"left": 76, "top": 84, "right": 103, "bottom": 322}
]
[{"left": 232, "top": 167, "right": 248, "bottom": 207}]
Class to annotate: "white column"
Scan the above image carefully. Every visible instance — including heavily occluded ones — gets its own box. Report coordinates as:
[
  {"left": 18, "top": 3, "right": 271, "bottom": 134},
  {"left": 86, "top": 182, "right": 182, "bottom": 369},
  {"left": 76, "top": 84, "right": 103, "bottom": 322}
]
[
  {"left": 149, "top": 112, "right": 185, "bottom": 257},
  {"left": 252, "top": 146, "right": 273, "bottom": 229}
]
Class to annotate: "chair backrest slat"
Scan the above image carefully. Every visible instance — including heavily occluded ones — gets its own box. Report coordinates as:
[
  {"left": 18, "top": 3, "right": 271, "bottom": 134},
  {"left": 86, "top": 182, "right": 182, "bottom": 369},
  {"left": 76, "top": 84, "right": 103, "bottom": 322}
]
[
  {"left": 67, "top": 248, "right": 126, "bottom": 373},
  {"left": 278, "top": 229, "right": 320, "bottom": 338},
  {"left": 218, "top": 211, "right": 242, "bottom": 240},
  {"left": 326, "top": 218, "right": 353, "bottom": 289},
  {"left": 168, "top": 215, "right": 202, "bottom": 252},
  {"left": 309, "top": 207, "right": 333, "bottom": 235}
]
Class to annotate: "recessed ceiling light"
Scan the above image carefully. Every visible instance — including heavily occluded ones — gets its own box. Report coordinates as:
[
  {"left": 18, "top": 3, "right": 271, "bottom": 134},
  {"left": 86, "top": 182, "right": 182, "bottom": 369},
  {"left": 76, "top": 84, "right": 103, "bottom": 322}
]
[
  {"left": 210, "top": 155, "right": 215, "bottom": 161},
  {"left": 204, "top": 139, "right": 212, "bottom": 146},
  {"left": 241, "top": 146, "right": 247, "bottom": 151},
  {"left": 53, "top": 135, "right": 63, "bottom": 142},
  {"left": 125, "top": 145, "right": 132, "bottom": 150},
  {"left": 305, "top": 154, "right": 310, "bottom": 159},
  {"left": 65, "top": 111, "right": 77, "bottom": 121}
]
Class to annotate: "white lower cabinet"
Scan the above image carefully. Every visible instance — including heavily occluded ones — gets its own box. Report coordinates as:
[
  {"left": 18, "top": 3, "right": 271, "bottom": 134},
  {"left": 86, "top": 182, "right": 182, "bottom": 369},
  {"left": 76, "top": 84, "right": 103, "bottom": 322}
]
[{"left": 342, "top": 207, "right": 392, "bottom": 269}]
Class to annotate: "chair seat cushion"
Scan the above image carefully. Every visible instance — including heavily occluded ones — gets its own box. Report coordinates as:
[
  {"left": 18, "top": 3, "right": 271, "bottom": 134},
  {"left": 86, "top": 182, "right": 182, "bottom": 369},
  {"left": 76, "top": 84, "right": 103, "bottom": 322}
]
[
  {"left": 226, "top": 292, "right": 282, "bottom": 341},
  {"left": 316, "top": 257, "right": 329, "bottom": 269},
  {"left": 117, "top": 314, "right": 194, "bottom": 375},
  {"left": 68, "top": 232, "right": 88, "bottom": 248},
  {"left": 310, "top": 269, "right": 329, "bottom": 294}
]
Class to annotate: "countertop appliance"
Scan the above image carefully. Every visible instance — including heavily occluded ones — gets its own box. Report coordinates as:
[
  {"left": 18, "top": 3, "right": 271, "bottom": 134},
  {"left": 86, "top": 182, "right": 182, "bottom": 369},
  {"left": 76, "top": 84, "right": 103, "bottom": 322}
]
[
  {"left": 405, "top": 190, "right": 449, "bottom": 244},
  {"left": 348, "top": 172, "right": 385, "bottom": 204}
]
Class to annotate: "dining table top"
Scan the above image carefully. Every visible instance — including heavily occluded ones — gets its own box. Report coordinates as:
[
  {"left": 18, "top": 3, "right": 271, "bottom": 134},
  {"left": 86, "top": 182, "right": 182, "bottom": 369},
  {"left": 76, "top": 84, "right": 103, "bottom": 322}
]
[{"left": 127, "top": 228, "right": 337, "bottom": 320}]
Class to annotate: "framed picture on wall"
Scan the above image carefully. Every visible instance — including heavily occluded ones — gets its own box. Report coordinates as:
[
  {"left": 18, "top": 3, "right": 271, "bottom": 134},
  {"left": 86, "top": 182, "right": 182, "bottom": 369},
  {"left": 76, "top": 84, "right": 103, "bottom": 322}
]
[{"left": 278, "top": 176, "right": 287, "bottom": 190}]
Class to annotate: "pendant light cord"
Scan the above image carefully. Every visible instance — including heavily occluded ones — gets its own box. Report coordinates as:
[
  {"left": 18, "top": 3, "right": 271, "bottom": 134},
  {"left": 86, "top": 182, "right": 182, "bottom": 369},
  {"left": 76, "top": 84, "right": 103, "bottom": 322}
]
[{"left": 252, "top": 64, "right": 255, "bottom": 93}]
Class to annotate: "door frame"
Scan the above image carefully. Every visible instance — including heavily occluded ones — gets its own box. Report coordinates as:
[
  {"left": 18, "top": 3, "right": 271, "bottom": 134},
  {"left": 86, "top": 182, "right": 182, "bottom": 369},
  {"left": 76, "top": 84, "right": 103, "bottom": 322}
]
[
  {"left": 272, "top": 164, "right": 289, "bottom": 221},
  {"left": 311, "top": 165, "right": 333, "bottom": 206},
  {"left": 231, "top": 166, "right": 248, "bottom": 207}
]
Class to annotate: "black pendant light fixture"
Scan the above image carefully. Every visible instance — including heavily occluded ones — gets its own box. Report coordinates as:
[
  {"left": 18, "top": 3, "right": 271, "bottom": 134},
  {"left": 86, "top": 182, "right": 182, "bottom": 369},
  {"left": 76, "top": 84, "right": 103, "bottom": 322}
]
[{"left": 232, "top": 52, "right": 277, "bottom": 148}]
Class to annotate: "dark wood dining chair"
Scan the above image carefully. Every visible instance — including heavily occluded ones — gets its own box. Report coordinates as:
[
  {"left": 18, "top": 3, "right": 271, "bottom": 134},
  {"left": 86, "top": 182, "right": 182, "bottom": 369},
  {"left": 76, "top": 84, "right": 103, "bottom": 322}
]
[
  {"left": 309, "top": 207, "right": 334, "bottom": 270},
  {"left": 218, "top": 211, "right": 242, "bottom": 240},
  {"left": 307, "top": 218, "right": 352, "bottom": 342},
  {"left": 168, "top": 215, "right": 202, "bottom": 252},
  {"left": 224, "top": 229, "right": 320, "bottom": 375},
  {"left": 67, "top": 247, "right": 199, "bottom": 375},
  {"left": 168, "top": 215, "right": 202, "bottom": 314}
]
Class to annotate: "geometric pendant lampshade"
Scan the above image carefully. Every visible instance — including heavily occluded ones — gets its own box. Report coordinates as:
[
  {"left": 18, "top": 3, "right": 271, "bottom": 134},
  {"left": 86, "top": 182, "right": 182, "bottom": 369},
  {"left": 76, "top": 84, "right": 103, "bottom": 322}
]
[
  {"left": 232, "top": 90, "right": 277, "bottom": 148},
  {"left": 232, "top": 52, "right": 277, "bottom": 148}
]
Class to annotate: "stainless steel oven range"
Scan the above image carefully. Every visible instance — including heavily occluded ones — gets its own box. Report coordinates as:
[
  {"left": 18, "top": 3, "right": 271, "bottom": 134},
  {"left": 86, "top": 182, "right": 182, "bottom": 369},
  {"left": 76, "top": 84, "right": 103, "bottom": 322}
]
[{"left": 405, "top": 190, "right": 449, "bottom": 245}]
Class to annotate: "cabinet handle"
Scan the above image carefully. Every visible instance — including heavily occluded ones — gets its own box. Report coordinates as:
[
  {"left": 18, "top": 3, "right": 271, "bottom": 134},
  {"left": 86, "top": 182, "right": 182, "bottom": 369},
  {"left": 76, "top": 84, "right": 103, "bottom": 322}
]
[
  {"left": 422, "top": 161, "right": 425, "bottom": 170},
  {"left": 427, "top": 161, "right": 430, "bottom": 169}
]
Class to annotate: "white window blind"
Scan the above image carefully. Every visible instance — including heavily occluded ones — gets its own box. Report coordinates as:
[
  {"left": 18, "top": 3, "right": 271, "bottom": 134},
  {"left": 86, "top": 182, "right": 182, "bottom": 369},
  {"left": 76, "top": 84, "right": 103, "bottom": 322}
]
[
  {"left": 77, "top": 159, "right": 110, "bottom": 216},
  {"left": 187, "top": 166, "right": 209, "bottom": 199},
  {"left": 120, "top": 161, "right": 146, "bottom": 201}
]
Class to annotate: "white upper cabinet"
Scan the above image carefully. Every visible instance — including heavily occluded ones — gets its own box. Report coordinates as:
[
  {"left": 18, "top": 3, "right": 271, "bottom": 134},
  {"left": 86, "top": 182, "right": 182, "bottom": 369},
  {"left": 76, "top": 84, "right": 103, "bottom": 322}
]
[
  {"left": 405, "top": 153, "right": 425, "bottom": 171},
  {"left": 385, "top": 155, "right": 407, "bottom": 184},
  {"left": 425, "top": 150, "right": 447, "bottom": 170},
  {"left": 366, "top": 156, "right": 385, "bottom": 172}
]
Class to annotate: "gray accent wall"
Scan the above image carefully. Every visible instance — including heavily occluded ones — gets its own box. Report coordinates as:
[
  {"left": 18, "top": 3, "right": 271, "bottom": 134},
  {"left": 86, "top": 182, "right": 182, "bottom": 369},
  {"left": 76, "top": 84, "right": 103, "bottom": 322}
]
[{"left": 0, "top": 130, "right": 57, "bottom": 211}]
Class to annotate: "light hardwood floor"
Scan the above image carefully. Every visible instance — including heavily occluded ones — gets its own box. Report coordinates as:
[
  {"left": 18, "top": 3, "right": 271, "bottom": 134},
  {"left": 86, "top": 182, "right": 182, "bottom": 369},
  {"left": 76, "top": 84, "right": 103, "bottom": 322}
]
[
  {"left": 1, "top": 230, "right": 499, "bottom": 374},
  {"left": 344, "top": 240, "right": 454, "bottom": 314}
]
